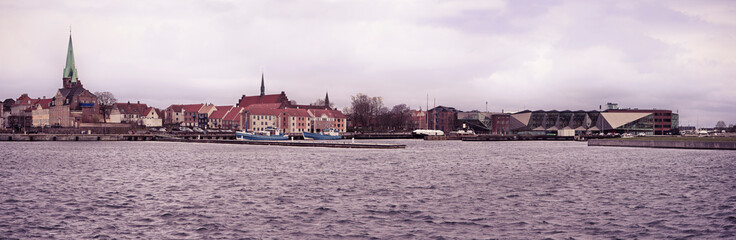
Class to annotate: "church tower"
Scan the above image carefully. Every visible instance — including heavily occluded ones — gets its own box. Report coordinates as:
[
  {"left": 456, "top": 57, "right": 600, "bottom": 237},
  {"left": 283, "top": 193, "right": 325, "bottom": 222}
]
[
  {"left": 62, "top": 34, "right": 82, "bottom": 89},
  {"left": 324, "top": 92, "right": 330, "bottom": 109},
  {"left": 260, "top": 72, "right": 265, "bottom": 97}
]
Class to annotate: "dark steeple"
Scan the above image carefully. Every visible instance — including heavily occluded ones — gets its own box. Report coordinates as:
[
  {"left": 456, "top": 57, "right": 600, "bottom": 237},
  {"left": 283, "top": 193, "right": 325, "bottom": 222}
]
[
  {"left": 260, "top": 72, "right": 265, "bottom": 97},
  {"left": 324, "top": 92, "right": 330, "bottom": 108}
]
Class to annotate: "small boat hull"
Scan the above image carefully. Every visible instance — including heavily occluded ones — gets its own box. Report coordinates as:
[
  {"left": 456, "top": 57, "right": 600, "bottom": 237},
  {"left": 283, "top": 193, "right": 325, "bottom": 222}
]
[
  {"left": 303, "top": 131, "right": 342, "bottom": 140},
  {"left": 236, "top": 131, "right": 289, "bottom": 141}
]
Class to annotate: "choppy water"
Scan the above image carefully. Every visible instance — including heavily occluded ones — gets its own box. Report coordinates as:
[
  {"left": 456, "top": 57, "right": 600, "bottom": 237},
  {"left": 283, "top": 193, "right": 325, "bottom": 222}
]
[{"left": 1, "top": 140, "right": 735, "bottom": 239}]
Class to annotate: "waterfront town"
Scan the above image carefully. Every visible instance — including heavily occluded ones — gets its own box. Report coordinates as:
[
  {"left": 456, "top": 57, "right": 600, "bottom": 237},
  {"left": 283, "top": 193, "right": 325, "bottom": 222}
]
[{"left": 1, "top": 34, "right": 733, "bottom": 137}]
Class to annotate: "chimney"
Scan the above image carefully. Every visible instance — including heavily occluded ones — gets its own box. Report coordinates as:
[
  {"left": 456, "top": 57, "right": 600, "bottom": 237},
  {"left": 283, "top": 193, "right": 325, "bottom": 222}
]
[{"left": 137, "top": 101, "right": 140, "bottom": 104}]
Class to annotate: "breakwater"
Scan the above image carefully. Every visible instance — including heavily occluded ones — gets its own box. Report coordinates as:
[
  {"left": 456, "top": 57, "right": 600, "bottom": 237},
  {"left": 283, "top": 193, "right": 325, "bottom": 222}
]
[
  {"left": 462, "top": 135, "right": 575, "bottom": 141},
  {"left": 0, "top": 133, "right": 236, "bottom": 141},
  {"left": 158, "top": 138, "right": 405, "bottom": 149},
  {"left": 0, "top": 133, "right": 404, "bottom": 149},
  {"left": 0, "top": 133, "right": 151, "bottom": 141},
  {"left": 588, "top": 139, "right": 736, "bottom": 150}
]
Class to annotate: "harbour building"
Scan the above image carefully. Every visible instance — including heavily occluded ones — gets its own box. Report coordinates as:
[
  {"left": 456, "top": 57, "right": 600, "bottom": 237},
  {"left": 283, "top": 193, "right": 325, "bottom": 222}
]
[{"left": 509, "top": 108, "right": 678, "bottom": 136}]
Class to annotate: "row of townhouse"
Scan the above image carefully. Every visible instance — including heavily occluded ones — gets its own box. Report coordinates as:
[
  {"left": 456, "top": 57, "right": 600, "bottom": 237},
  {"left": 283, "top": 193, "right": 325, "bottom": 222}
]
[
  {"left": 108, "top": 101, "right": 163, "bottom": 127},
  {"left": 243, "top": 104, "right": 347, "bottom": 134},
  {"left": 4, "top": 94, "right": 54, "bottom": 128},
  {"left": 162, "top": 102, "right": 346, "bottom": 134}
]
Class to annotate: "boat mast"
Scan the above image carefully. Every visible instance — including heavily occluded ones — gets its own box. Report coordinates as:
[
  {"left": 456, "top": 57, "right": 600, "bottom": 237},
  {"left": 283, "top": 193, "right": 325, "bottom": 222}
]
[
  {"left": 433, "top": 98, "right": 436, "bottom": 130},
  {"left": 426, "top": 94, "right": 429, "bottom": 130}
]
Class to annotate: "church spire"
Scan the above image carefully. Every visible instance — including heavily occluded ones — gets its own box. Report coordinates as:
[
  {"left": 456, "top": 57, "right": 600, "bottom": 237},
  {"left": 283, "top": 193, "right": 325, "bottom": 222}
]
[
  {"left": 260, "top": 72, "right": 265, "bottom": 97},
  {"left": 324, "top": 92, "right": 330, "bottom": 109},
  {"left": 63, "top": 34, "right": 78, "bottom": 83}
]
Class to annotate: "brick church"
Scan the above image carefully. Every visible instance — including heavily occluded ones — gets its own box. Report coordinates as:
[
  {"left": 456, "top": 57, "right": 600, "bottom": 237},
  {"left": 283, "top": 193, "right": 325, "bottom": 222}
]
[{"left": 48, "top": 34, "right": 100, "bottom": 127}]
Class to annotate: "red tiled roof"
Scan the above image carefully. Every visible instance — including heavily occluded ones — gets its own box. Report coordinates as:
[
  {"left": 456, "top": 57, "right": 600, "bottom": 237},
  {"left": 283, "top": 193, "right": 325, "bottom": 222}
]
[
  {"left": 230, "top": 112, "right": 243, "bottom": 122},
  {"left": 13, "top": 94, "right": 41, "bottom": 106},
  {"left": 167, "top": 105, "right": 184, "bottom": 112},
  {"left": 244, "top": 103, "right": 284, "bottom": 110},
  {"left": 210, "top": 106, "right": 234, "bottom": 119},
  {"left": 114, "top": 103, "right": 149, "bottom": 115},
  {"left": 224, "top": 107, "right": 243, "bottom": 121},
  {"left": 247, "top": 108, "right": 282, "bottom": 116},
  {"left": 14, "top": 94, "right": 32, "bottom": 105},
  {"left": 142, "top": 107, "right": 155, "bottom": 116},
  {"left": 154, "top": 108, "right": 164, "bottom": 118},
  {"left": 32, "top": 99, "right": 53, "bottom": 110},
  {"left": 291, "top": 104, "right": 332, "bottom": 110},
  {"left": 181, "top": 104, "right": 204, "bottom": 113},
  {"left": 280, "top": 108, "right": 311, "bottom": 117},
  {"left": 309, "top": 109, "right": 347, "bottom": 118},
  {"left": 237, "top": 92, "right": 289, "bottom": 108}
]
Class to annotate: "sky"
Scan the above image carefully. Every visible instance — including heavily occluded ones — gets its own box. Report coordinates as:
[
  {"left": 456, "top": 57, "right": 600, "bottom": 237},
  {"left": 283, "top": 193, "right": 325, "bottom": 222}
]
[{"left": 1, "top": 0, "right": 734, "bottom": 127}]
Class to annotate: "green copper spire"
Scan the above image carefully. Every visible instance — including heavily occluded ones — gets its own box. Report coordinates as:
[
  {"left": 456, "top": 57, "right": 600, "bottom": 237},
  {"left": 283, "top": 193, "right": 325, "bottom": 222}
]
[{"left": 63, "top": 34, "right": 78, "bottom": 82}]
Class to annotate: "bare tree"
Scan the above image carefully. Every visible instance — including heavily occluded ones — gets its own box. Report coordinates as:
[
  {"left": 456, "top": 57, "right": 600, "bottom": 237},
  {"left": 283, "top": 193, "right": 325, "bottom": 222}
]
[
  {"left": 345, "top": 93, "right": 386, "bottom": 131},
  {"left": 310, "top": 98, "right": 335, "bottom": 109},
  {"left": 389, "top": 104, "right": 412, "bottom": 130},
  {"left": 95, "top": 91, "right": 117, "bottom": 123}
]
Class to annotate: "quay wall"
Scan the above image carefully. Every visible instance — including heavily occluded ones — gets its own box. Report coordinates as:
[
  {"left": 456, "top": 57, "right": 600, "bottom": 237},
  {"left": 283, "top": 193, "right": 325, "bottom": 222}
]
[
  {"left": 462, "top": 135, "right": 574, "bottom": 141},
  {"left": 588, "top": 139, "right": 736, "bottom": 150},
  {"left": 0, "top": 134, "right": 155, "bottom": 141},
  {"left": 159, "top": 139, "right": 406, "bottom": 149}
]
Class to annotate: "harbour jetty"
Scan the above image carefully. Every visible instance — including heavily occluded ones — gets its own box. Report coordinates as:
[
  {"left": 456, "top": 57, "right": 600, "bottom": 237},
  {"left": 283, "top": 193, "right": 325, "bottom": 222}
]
[
  {"left": 461, "top": 135, "right": 575, "bottom": 141},
  {"left": 0, "top": 133, "right": 405, "bottom": 149},
  {"left": 588, "top": 137, "right": 736, "bottom": 150},
  {"left": 0, "top": 133, "right": 234, "bottom": 141},
  {"left": 159, "top": 138, "right": 405, "bottom": 149}
]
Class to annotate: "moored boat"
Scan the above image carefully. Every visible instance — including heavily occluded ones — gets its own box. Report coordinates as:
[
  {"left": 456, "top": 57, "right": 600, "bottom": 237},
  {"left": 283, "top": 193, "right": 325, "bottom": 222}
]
[
  {"left": 236, "top": 128, "right": 289, "bottom": 141},
  {"left": 411, "top": 129, "right": 444, "bottom": 138},
  {"left": 303, "top": 128, "right": 342, "bottom": 140}
]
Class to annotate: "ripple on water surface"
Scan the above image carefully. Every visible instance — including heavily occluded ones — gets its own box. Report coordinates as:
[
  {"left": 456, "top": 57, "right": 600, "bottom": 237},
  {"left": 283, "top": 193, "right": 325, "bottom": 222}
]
[{"left": 1, "top": 140, "right": 736, "bottom": 239}]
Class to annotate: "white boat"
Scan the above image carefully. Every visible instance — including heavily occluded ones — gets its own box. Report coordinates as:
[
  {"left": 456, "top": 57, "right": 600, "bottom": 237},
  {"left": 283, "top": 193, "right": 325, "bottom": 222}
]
[{"left": 411, "top": 129, "right": 444, "bottom": 138}]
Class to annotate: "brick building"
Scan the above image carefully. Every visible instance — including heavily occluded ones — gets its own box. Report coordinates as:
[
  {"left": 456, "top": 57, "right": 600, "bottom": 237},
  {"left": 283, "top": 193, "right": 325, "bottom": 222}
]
[
  {"left": 429, "top": 106, "right": 459, "bottom": 133},
  {"left": 605, "top": 108, "right": 677, "bottom": 135},
  {"left": 9, "top": 94, "right": 53, "bottom": 129},
  {"left": 491, "top": 113, "right": 510, "bottom": 135},
  {"left": 308, "top": 109, "right": 347, "bottom": 133},
  {"left": 109, "top": 101, "right": 162, "bottom": 127},
  {"left": 221, "top": 107, "right": 245, "bottom": 130},
  {"left": 410, "top": 109, "right": 428, "bottom": 130},
  {"left": 48, "top": 34, "right": 100, "bottom": 127},
  {"left": 208, "top": 106, "right": 234, "bottom": 129},
  {"left": 278, "top": 108, "right": 311, "bottom": 135}
]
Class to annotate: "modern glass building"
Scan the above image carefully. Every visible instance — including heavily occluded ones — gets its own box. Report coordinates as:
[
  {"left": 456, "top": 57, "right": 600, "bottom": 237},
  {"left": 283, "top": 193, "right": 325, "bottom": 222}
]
[{"left": 509, "top": 109, "right": 678, "bottom": 135}]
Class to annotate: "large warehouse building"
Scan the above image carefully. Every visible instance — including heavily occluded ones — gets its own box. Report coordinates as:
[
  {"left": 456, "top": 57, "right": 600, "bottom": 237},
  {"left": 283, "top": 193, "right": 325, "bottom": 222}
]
[{"left": 509, "top": 108, "right": 678, "bottom": 136}]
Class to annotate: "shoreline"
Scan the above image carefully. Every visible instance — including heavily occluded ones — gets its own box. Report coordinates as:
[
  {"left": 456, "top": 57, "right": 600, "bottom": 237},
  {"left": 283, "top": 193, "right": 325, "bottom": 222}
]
[{"left": 588, "top": 137, "right": 736, "bottom": 150}]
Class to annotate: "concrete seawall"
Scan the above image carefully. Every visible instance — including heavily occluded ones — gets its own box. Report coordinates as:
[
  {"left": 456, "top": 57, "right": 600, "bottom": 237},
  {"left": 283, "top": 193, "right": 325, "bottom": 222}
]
[
  {"left": 0, "top": 134, "right": 157, "bottom": 141},
  {"left": 158, "top": 139, "right": 405, "bottom": 149},
  {"left": 588, "top": 139, "right": 736, "bottom": 150}
]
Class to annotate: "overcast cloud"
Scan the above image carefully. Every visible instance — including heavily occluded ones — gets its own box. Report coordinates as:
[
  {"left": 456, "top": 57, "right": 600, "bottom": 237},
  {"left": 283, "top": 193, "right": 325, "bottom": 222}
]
[{"left": 1, "top": 0, "right": 734, "bottom": 127}]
